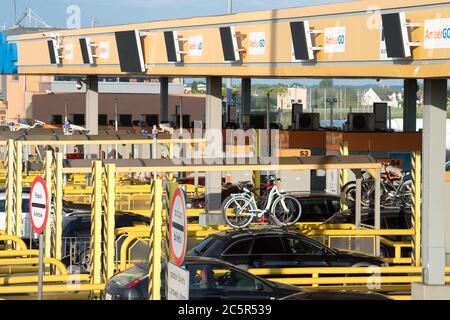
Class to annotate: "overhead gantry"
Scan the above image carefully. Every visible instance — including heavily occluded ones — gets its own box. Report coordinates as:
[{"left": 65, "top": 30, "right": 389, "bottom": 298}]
[{"left": 2, "top": 0, "right": 450, "bottom": 298}]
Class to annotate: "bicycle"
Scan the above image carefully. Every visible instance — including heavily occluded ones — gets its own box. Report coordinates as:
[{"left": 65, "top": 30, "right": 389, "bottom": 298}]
[
  {"left": 221, "top": 177, "right": 302, "bottom": 229},
  {"left": 341, "top": 164, "right": 412, "bottom": 208}
]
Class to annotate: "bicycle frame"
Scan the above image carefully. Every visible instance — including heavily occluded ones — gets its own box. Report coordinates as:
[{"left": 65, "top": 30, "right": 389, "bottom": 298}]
[{"left": 230, "top": 183, "right": 284, "bottom": 219}]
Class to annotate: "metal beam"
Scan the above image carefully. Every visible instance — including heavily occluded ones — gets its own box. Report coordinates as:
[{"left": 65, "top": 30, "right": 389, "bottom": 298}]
[
  {"left": 160, "top": 77, "right": 169, "bottom": 123},
  {"left": 403, "top": 79, "right": 418, "bottom": 132},
  {"left": 422, "top": 78, "right": 447, "bottom": 285}
]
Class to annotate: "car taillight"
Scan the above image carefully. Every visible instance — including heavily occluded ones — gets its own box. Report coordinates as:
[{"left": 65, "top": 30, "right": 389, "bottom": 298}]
[{"left": 125, "top": 275, "right": 147, "bottom": 289}]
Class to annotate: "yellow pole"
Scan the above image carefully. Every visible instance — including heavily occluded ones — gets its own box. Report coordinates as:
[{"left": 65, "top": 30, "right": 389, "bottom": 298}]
[
  {"left": 148, "top": 178, "right": 163, "bottom": 300},
  {"left": 15, "top": 141, "right": 23, "bottom": 238},
  {"left": 54, "top": 153, "right": 63, "bottom": 264},
  {"left": 90, "top": 161, "right": 102, "bottom": 299},
  {"left": 44, "top": 150, "right": 53, "bottom": 260},
  {"left": 105, "top": 163, "right": 116, "bottom": 281},
  {"left": 411, "top": 151, "right": 421, "bottom": 267},
  {"left": 252, "top": 129, "right": 261, "bottom": 196},
  {"left": 5, "top": 139, "right": 14, "bottom": 239},
  {"left": 340, "top": 141, "right": 349, "bottom": 211}
]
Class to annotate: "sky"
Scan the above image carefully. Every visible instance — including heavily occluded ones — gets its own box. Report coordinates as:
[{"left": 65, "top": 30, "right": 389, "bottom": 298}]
[{"left": 0, "top": 0, "right": 402, "bottom": 86}]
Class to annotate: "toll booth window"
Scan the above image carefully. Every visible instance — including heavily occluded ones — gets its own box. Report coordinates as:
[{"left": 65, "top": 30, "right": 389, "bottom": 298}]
[
  {"left": 251, "top": 237, "right": 284, "bottom": 255},
  {"left": 145, "top": 115, "right": 159, "bottom": 127},
  {"left": 73, "top": 114, "right": 85, "bottom": 125},
  {"left": 119, "top": 114, "right": 132, "bottom": 127},
  {"left": 52, "top": 114, "right": 63, "bottom": 125},
  {"left": 98, "top": 114, "right": 108, "bottom": 126},
  {"left": 283, "top": 237, "right": 324, "bottom": 255},
  {"left": 210, "top": 267, "right": 256, "bottom": 291},
  {"left": 0, "top": 200, "right": 5, "bottom": 212},
  {"left": 223, "top": 239, "right": 253, "bottom": 256}
]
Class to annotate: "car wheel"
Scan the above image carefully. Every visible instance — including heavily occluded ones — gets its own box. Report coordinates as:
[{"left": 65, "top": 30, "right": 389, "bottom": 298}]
[{"left": 79, "top": 250, "right": 91, "bottom": 274}]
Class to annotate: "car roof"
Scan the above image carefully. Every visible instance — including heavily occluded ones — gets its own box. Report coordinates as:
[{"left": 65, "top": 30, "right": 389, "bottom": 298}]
[
  {"left": 212, "top": 227, "right": 309, "bottom": 239},
  {"left": 289, "top": 191, "right": 339, "bottom": 199}
]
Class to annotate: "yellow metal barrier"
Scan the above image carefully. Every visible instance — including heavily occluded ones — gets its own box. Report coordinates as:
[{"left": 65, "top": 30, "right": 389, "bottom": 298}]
[
  {"left": 0, "top": 283, "right": 105, "bottom": 295},
  {"left": 103, "top": 163, "right": 116, "bottom": 282},
  {"left": 0, "top": 257, "right": 67, "bottom": 275},
  {"left": 0, "top": 250, "right": 39, "bottom": 258},
  {"left": 0, "top": 235, "right": 28, "bottom": 251},
  {"left": 0, "top": 274, "right": 90, "bottom": 285},
  {"left": 249, "top": 266, "right": 450, "bottom": 290}
]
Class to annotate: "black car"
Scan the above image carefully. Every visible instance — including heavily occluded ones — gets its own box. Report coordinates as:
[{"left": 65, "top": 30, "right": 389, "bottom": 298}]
[
  {"left": 189, "top": 229, "right": 387, "bottom": 269},
  {"left": 61, "top": 212, "right": 150, "bottom": 273},
  {"left": 104, "top": 257, "right": 391, "bottom": 300},
  {"left": 292, "top": 192, "right": 341, "bottom": 222}
]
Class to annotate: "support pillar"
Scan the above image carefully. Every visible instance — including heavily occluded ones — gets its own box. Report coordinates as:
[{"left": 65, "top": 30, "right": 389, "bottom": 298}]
[
  {"left": 403, "top": 79, "right": 418, "bottom": 132},
  {"left": 241, "top": 78, "right": 251, "bottom": 129},
  {"left": 412, "top": 78, "right": 449, "bottom": 300},
  {"left": 200, "top": 77, "right": 224, "bottom": 226},
  {"left": 85, "top": 76, "right": 99, "bottom": 159},
  {"left": 160, "top": 77, "right": 169, "bottom": 123}
]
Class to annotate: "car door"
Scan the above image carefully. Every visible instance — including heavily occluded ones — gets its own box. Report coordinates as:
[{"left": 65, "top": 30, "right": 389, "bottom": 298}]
[
  {"left": 248, "top": 236, "right": 286, "bottom": 268},
  {"left": 208, "top": 264, "right": 274, "bottom": 300},
  {"left": 281, "top": 236, "right": 333, "bottom": 267}
]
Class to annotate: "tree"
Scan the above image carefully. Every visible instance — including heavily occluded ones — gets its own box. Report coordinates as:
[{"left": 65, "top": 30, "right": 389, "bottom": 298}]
[
  {"left": 319, "top": 79, "right": 334, "bottom": 88},
  {"left": 191, "top": 81, "right": 199, "bottom": 93}
]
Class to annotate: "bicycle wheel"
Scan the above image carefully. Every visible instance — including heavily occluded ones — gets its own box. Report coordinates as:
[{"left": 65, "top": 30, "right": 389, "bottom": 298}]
[
  {"left": 270, "top": 195, "right": 302, "bottom": 227},
  {"left": 341, "top": 181, "right": 356, "bottom": 207},
  {"left": 222, "top": 195, "right": 255, "bottom": 229},
  {"left": 399, "top": 180, "right": 413, "bottom": 207}
]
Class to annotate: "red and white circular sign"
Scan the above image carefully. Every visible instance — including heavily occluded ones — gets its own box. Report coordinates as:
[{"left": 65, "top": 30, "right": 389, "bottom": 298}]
[
  {"left": 29, "top": 177, "right": 49, "bottom": 235},
  {"left": 169, "top": 188, "right": 187, "bottom": 266}
]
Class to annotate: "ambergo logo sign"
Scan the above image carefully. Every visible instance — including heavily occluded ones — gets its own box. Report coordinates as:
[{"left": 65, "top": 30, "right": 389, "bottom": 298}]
[
  {"left": 324, "top": 26, "right": 346, "bottom": 54},
  {"left": 424, "top": 18, "right": 450, "bottom": 49}
]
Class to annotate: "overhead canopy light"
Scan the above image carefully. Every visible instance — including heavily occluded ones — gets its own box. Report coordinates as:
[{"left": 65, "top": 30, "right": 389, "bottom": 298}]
[{"left": 290, "top": 21, "right": 321, "bottom": 61}]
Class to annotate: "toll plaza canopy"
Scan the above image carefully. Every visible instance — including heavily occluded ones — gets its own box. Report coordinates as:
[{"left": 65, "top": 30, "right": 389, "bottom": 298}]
[
  {"left": 8, "top": 0, "right": 450, "bottom": 79},
  {"left": 62, "top": 155, "right": 381, "bottom": 173}
]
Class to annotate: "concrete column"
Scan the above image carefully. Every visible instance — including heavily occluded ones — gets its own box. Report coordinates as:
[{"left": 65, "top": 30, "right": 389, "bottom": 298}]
[
  {"left": 200, "top": 76, "right": 224, "bottom": 226},
  {"left": 160, "top": 77, "right": 169, "bottom": 123},
  {"left": 403, "top": 79, "right": 418, "bottom": 132},
  {"left": 85, "top": 76, "right": 99, "bottom": 159},
  {"left": 241, "top": 78, "right": 251, "bottom": 128},
  {"left": 412, "top": 79, "right": 448, "bottom": 299}
]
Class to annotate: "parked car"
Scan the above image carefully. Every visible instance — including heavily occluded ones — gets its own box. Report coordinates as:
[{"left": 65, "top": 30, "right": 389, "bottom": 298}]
[
  {"left": 446, "top": 161, "right": 450, "bottom": 171},
  {"left": 61, "top": 212, "right": 150, "bottom": 273},
  {"left": 104, "top": 257, "right": 391, "bottom": 300},
  {"left": 0, "top": 188, "right": 92, "bottom": 241},
  {"left": 291, "top": 192, "right": 341, "bottom": 222},
  {"left": 189, "top": 229, "right": 387, "bottom": 269}
]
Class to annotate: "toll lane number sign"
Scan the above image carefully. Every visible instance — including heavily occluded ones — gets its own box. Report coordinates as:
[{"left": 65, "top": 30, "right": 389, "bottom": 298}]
[
  {"left": 29, "top": 177, "right": 49, "bottom": 234},
  {"left": 169, "top": 188, "right": 187, "bottom": 266}
]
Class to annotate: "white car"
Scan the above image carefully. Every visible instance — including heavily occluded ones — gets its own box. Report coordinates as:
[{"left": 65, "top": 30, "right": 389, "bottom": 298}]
[
  {"left": 0, "top": 188, "right": 91, "bottom": 241},
  {"left": 0, "top": 189, "right": 33, "bottom": 240}
]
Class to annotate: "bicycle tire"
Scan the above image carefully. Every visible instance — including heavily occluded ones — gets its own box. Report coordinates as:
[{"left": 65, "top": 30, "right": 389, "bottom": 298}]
[
  {"left": 222, "top": 195, "right": 255, "bottom": 229},
  {"left": 399, "top": 180, "right": 413, "bottom": 207},
  {"left": 270, "top": 195, "right": 302, "bottom": 227}
]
